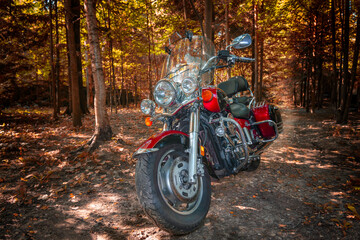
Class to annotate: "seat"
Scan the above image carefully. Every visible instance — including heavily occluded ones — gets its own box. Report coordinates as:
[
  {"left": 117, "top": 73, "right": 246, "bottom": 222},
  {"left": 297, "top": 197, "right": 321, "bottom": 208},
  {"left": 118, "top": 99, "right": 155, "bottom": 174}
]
[
  {"left": 233, "top": 96, "right": 251, "bottom": 105},
  {"left": 229, "top": 103, "right": 250, "bottom": 119},
  {"left": 218, "top": 76, "right": 249, "bottom": 98}
]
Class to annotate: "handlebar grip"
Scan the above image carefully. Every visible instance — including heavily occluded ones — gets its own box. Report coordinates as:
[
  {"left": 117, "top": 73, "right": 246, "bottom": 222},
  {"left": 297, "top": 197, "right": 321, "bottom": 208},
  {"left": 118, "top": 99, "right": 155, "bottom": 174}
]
[{"left": 238, "top": 57, "right": 255, "bottom": 62}]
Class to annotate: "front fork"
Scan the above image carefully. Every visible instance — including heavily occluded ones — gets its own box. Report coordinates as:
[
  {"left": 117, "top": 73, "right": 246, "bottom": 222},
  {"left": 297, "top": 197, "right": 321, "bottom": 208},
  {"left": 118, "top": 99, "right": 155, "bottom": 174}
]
[{"left": 188, "top": 104, "right": 200, "bottom": 184}]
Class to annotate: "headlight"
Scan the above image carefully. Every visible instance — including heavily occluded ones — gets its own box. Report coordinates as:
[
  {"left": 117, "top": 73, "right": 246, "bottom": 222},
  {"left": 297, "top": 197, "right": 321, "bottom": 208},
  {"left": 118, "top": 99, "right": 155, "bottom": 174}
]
[
  {"left": 154, "top": 80, "right": 176, "bottom": 107},
  {"left": 181, "top": 77, "right": 197, "bottom": 95},
  {"left": 140, "top": 99, "right": 156, "bottom": 115}
]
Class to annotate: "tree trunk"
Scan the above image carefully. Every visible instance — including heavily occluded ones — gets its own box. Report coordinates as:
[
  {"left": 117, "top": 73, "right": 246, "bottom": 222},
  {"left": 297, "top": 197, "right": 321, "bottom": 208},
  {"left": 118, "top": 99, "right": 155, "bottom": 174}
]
[
  {"left": 120, "top": 37, "right": 124, "bottom": 108},
  {"left": 258, "top": 37, "right": 264, "bottom": 101},
  {"left": 342, "top": 7, "right": 360, "bottom": 123},
  {"left": 331, "top": 0, "right": 338, "bottom": 105},
  {"left": 134, "top": 75, "right": 138, "bottom": 107},
  {"left": 84, "top": 0, "right": 112, "bottom": 150},
  {"left": 252, "top": 0, "right": 258, "bottom": 97},
  {"left": 204, "top": 0, "right": 213, "bottom": 41},
  {"left": 146, "top": 0, "right": 153, "bottom": 99},
  {"left": 64, "top": 26, "right": 72, "bottom": 115},
  {"left": 225, "top": 0, "right": 231, "bottom": 79},
  {"left": 65, "top": 0, "right": 82, "bottom": 127},
  {"left": 337, "top": 0, "right": 351, "bottom": 123},
  {"left": 85, "top": 40, "right": 94, "bottom": 109},
  {"left": 74, "top": 0, "right": 88, "bottom": 115},
  {"left": 49, "top": 1, "right": 57, "bottom": 120},
  {"left": 109, "top": 2, "right": 116, "bottom": 114},
  {"left": 107, "top": 0, "right": 116, "bottom": 114},
  {"left": 55, "top": 0, "right": 60, "bottom": 114}
]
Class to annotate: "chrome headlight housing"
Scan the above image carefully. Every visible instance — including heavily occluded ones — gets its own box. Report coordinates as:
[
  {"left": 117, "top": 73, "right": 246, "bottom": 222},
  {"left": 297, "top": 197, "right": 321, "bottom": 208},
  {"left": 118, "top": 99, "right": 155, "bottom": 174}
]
[
  {"left": 181, "top": 77, "right": 198, "bottom": 95},
  {"left": 154, "top": 80, "right": 176, "bottom": 107},
  {"left": 140, "top": 99, "right": 156, "bottom": 115}
]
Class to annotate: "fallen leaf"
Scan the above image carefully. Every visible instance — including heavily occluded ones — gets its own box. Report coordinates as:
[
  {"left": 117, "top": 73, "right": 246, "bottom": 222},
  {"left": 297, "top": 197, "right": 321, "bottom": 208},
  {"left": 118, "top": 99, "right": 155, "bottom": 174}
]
[{"left": 346, "top": 204, "right": 360, "bottom": 220}]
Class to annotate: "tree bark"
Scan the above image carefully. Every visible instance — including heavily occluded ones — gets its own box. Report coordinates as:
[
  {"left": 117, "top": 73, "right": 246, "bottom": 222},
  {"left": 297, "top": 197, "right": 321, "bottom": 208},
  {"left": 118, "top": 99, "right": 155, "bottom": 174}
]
[
  {"left": 146, "top": 0, "right": 153, "bottom": 99},
  {"left": 204, "top": 0, "right": 213, "bottom": 41},
  {"left": 65, "top": 0, "right": 82, "bottom": 127},
  {"left": 342, "top": 7, "right": 360, "bottom": 123},
  {"left": 84, "top": 0, "right": 112, "bottom": 150},
  {"left": 84, "top": 40, "right": 94, "bottom": 109},
  {"left": 331, "top": 0, "right": 338, "bottom": 105},
  {"left": 49, "top": 0, "right": 57, "bottom": 120},
  {"left": 337, "top": 0, "right": 351, "bottom": 123},
  {"left": 258, "top": 37, "right": 264, "bottom": 101},
  {"left": 251, "top": 0, "right": 258, "bottom": 97},
  {"left": 55, "top": 0, "right": 60, "bottom": 115},
  {"left": 225, "top": 0, "right": 231, "bottom": 79}
]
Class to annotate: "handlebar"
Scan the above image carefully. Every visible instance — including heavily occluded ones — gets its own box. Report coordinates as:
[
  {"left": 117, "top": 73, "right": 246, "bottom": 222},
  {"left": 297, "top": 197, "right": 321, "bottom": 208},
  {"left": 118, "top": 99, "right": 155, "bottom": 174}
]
[
  {"left": 230, "top": 55, "right": 255, "bottom": 63},
  {"left": 200, "top": 54, "right": 255, "bottom": 75}
]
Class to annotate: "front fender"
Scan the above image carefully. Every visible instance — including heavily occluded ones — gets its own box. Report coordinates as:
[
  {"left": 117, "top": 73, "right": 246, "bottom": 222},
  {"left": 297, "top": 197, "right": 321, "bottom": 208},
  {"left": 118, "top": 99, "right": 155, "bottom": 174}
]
[
  {"left": 132, "top": 130, "right": 219, "bottom": 179},
  {"left": 133, "top": 130, "right": 189, "bottom": 157}
]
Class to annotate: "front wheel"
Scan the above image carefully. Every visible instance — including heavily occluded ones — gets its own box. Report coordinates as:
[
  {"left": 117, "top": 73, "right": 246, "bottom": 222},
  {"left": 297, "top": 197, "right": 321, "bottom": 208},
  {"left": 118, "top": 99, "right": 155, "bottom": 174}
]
[{"left": 135, "top": 143, "right": 211, "bottom": 235}]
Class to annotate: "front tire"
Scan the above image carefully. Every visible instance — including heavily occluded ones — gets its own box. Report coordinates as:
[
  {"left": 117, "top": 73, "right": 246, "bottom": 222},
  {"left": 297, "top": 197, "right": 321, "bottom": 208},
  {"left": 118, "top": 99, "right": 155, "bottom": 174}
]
[{"left": 135, "top": 143, "right": 211, "bottom": 235}]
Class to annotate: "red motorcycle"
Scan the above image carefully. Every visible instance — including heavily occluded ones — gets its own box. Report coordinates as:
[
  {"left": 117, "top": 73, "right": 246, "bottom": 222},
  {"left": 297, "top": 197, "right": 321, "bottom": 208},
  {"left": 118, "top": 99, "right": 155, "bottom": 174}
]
[{"left": 133, "top": 31, "right": 283, "bottom": 234}]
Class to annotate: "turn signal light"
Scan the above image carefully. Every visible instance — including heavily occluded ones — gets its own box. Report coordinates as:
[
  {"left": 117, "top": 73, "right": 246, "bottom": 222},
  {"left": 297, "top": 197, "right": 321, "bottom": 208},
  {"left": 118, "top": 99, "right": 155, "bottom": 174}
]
[
  {"left": 145, "top": 117, "right": 153, "bottom": 127},
  {"left": 202, "top": 90, "right": 213, "bottom": 102},
  {"left": 200, "top": 146, "right": 205, "bottom": 156}
]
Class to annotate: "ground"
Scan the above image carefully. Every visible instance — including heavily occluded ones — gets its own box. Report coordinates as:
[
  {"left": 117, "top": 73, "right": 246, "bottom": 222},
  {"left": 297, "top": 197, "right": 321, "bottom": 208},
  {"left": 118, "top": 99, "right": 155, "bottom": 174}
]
[{"left": 0, "top": 106, "right": 359, "bottom": 239}]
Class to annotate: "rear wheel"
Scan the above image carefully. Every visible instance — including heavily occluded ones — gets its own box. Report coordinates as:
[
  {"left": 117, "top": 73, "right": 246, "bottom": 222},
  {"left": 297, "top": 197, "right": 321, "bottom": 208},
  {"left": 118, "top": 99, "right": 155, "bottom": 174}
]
[{"left": 135, "top": 143, "right": 211, "bottom": 235}]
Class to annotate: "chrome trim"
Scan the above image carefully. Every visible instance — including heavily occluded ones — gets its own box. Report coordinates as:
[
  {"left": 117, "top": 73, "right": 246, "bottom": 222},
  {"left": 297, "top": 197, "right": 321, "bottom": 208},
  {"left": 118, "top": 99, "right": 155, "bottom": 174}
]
[
  {"left": 150, "top": 99, "right": 197, "bottom": 122},
  {"left": 211, "top": 117, "right": 249, "bottom": 172},
  {"left": 250, "top": 120, "right": 279, "bottom": 143},
  {"left": 133, "top": 148, "right": 159, "bottom": 157},
  {"left": 248, "top": 88, "right": 256, "bottom": 108},
  {"left": 243, "top": 127, "right": 253, "bottom": 145},
  {"left": 162, "top": 122, "right": 169, "bottom": 131},
  {"left": 188, "top": 105, "right": 200, "bottom": 184}
]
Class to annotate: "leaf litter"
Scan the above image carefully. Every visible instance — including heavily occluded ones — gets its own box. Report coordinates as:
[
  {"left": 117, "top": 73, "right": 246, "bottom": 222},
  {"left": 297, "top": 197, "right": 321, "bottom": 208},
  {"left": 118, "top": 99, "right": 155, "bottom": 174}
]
[{"left": 0, "top": 106, "right": 359, "bottom": 239}]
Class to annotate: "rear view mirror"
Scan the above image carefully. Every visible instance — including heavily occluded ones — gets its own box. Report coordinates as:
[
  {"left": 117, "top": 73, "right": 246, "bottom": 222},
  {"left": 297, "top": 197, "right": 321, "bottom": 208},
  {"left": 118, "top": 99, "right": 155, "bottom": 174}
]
[{"left": 228, "top": 34, "right": 252, "bottom": 49}]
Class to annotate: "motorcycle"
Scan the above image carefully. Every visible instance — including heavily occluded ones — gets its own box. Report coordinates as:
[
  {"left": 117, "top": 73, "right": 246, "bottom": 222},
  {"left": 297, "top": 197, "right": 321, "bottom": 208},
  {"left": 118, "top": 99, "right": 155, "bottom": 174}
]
[{"left": 133, "top": 31, "right": 283, "bottom": 235}]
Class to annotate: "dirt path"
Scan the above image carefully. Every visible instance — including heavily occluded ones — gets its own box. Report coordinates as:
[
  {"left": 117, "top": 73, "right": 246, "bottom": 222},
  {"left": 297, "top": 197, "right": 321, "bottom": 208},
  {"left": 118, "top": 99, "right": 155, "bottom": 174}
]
[{"left": 1, "top": 108, "right": 359, "bottom": 239}]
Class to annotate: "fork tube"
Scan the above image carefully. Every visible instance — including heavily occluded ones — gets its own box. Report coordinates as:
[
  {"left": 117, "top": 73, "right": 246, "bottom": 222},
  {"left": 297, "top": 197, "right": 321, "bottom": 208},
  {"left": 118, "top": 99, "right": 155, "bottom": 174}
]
[{"left": 188, "top": 105, "right": 200, "bottom": 184}]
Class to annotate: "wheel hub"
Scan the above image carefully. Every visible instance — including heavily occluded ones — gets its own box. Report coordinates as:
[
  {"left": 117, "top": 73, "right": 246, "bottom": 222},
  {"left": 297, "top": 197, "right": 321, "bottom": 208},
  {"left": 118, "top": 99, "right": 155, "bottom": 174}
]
[{"left": 170, "top": 158, "right": 198, "bottom": 202}]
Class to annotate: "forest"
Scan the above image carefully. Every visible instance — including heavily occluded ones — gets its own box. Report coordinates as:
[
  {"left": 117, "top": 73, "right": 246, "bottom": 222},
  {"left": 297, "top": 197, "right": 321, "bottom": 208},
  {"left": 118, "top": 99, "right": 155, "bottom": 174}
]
[
  {"left": 1, "top": 0, "right": 359, "bottom": 123},
  {"left": 0, "top": 0, "right": 360, "bottom": 239}
]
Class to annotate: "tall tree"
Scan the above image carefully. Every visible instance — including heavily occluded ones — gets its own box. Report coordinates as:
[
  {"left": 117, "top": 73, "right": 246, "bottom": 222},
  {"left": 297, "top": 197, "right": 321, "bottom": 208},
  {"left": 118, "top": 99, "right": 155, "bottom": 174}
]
[
  {"left": 204, "top": 0, "right": 213, "bottom": 41},
  {"left": 331, "top": 0, "right": 337, "bottom": 105},
  {"left": 65, "top": 0, "right": 82, "bottom": 127},
  {"left": 84, "top": 0, "right": 112, "bottom": 150},
  {"left": 55, "top": 0, "right": 60, "bottom": 116},
  {"left": 251, "top": 0, "right": 259, "bottom": 95},
  {"left": 49, "top": 0, "right": 57, "bottom": 119},
  {"left": 337, "top": 0, "right": 351, "bottom": 123},
  {"left": 225, "top": 0, "right": 231, "bottom": 78},
  {"left": 341, "top": 3, "right": 360, "bottom": 123}
]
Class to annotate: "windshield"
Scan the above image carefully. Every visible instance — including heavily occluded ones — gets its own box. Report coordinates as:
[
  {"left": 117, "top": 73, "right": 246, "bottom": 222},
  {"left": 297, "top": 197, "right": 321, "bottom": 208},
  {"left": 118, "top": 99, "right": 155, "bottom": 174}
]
[{"left": 161, "top": 35, "right": 216, "bottom": 86}]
